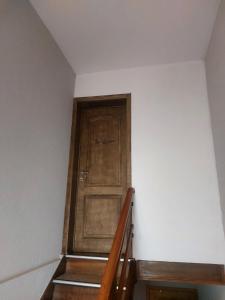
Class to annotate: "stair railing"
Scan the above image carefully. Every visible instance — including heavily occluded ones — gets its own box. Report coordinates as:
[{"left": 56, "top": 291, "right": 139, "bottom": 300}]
[{"left": 97, "top": 187, "right": 135, "bottom": 300}]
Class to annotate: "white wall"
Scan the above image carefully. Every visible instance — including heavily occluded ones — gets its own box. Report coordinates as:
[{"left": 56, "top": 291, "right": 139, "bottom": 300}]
[
  {"left": 196, "top": 1, "right": 225, "bottom": 298},
  {"left": 75, "top": 61, "right": 225, "bottom": 264},
  {"left": 0, "top": 261, "right": 59, "bottom": 300},
  {"left": 0, "top": 0, "right": 75, "bottom": 298},
  {"left": 206, "top": 0, "right": 225, "bottom": 234}
]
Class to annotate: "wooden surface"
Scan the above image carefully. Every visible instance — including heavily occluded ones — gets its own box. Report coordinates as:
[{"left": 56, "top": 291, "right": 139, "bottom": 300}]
[
  {"left": 97, "top": 187, "right": 135, "bottom": 300},
  {"left": 57, "top": 258, "right": 106, "bottom": 284},
  {"left": 62, "top": 94, "right": 132, "bottom": 255},
  {"left": 62, "top": 100, "right": 78, "bottom": 254},
  {"left": 41, "top": 257, "right": 67, "bottom": 299},
  {"left": 116, "top": 224, "right": 133, "bottom": 299},
  {"left": 52, "top": 285, "right": 99, "bottom": 300},
  {"left": 147, "top": 286, "right": 198, "bottom": 300},
  {"left": 125, "top": 259, "right": 137, "bottom": 300},
  {"left": 138, "top": 260, "right": 225, "bottom": 285},
  {"left": 41, "top": 257, "right": 106, "bottom": 300},
  {"left": 74, "top": 104, "right": 127, "bottom": 253}
]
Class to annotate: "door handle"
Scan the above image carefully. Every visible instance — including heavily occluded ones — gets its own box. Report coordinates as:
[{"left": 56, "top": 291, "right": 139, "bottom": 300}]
[{"left": 79, "top": 170, "right": 88, "bottom": 182}]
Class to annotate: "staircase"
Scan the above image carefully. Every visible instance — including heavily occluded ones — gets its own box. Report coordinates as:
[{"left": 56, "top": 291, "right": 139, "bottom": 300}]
[
  {"left": 41, "top": 188, "right": 136, "bottom": 300},
  {"left": 41, "top": 255, "right": 107, "bottom": 299}
]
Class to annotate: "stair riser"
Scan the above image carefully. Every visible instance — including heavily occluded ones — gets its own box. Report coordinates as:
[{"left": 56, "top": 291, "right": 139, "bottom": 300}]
[{"left": 53, "top": 285, "right": 99, "bottom": 300}]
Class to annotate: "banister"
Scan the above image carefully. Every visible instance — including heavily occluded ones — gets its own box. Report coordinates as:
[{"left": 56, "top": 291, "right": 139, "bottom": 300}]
[
  {"left": 97, "top": 187, "right": 135, "bottom": 300},
  {"left": 116, "top": 224, "right": 134, "bottom": 299}
]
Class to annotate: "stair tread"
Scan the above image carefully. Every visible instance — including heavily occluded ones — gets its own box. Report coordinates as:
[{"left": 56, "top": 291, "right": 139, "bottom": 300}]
[
  {"left": 56, "top": 272, "right": 102, "bottom": 284},
  {"left": 71, "top": 252, "right": 109, "bottom": 258},
  {"left": 66, "top": 254, "right": 108, "bottom": 261}
]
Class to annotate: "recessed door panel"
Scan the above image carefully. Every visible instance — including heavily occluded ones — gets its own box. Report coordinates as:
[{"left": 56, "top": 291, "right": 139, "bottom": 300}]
[
  {"left": 83, "top": 195, "right": 121, "bottom": 239},
  {"left": 87, "top": 115, "right": 121, "bottom": 186}
]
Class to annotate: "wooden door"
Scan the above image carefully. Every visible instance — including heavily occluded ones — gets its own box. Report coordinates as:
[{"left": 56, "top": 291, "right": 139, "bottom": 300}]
[{"left": 73, "top": 104, "right": 127, "bottom": 253}]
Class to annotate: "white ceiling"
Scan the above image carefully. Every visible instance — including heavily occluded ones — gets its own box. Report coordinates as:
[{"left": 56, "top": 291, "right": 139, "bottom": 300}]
[{"left": 30, "top": 0, "right": 220, "bottom": 74}]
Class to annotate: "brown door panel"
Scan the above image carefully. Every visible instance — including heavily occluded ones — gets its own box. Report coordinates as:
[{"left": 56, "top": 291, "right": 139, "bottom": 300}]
[{"left": 73, "top": 105, "right": 127, "bottom": 253}]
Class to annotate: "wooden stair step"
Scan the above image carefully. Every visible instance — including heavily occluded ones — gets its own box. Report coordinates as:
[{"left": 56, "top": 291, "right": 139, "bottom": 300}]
[
  {"left": 67, "top": 253, "right": 108, "bottom": 260},
  {"left": 62, "top": 257, "right": 107, "bottom": 283},
  {"left": 49, "top": 257, "right": 106, "bottom": 299},
  {"left": 52, "top": 256, "right": 104, "bottom": 300},
  {"left": 41, "top": 255, "right": 125, "bottom": 299},
  {"left": 53, "top": 279, "right": 101, "bottom": 288},
  {"left": 55, "top": 272, "right": 102, "bottom": 284},
  {"left": 52, "top": 283, "right": 99, "bottom": 300}
]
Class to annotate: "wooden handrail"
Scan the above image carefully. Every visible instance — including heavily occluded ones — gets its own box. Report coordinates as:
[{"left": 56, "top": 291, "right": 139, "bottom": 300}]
[{"left": 97, "top": 187, "right": 135, "bottom": 300}]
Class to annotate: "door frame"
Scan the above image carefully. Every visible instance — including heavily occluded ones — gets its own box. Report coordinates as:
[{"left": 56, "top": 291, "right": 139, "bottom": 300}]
[{"left": 62, "top": 94, "right": 132, "bottom": 254}]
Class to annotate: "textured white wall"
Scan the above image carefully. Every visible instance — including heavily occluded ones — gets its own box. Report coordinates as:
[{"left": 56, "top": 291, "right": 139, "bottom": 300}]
[
  {"left": 0, "top": 261, "right": 59, "bottom": 300},
  {"left": 0, "top": 0, "right": 75, "bottom": 298},
  {"left": 75, "top": 61, "right": 225, "bottom": 264},
  {"left": 196, "top": 1, "right": 225, "bottom": 298},
  {"left": 206, "top": 0, "right": 225, "bottom": 234}
]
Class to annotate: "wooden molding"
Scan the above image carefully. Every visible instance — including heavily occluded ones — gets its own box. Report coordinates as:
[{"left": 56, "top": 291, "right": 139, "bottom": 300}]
[
  {"left": 62, "top": 101, "right": 77, "bottom": 254},
  {"left": 137, "top": 260, "right": 225, "bottom": 285}
]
